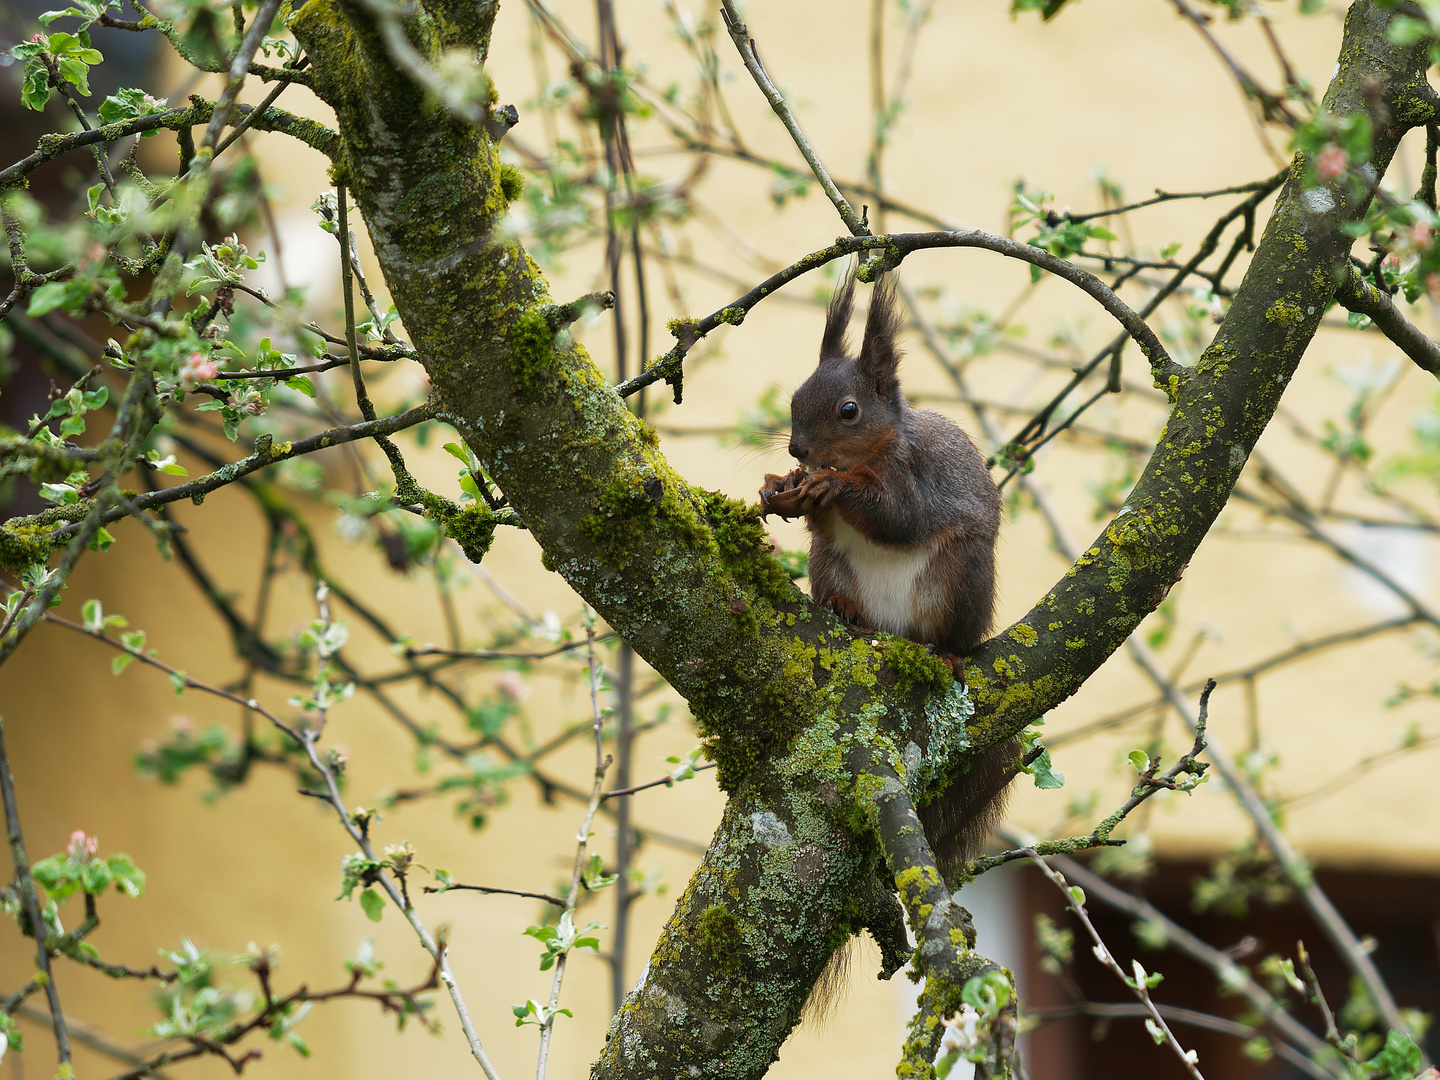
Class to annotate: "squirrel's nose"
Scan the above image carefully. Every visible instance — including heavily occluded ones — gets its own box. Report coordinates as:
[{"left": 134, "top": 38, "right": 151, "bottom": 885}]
[{"left": 789, "top": 437, "right": 808, "bottom": 461}]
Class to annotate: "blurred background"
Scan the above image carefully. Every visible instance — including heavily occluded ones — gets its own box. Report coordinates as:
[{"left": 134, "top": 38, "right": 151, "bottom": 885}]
[{"left": 2, "top": 0, "right": 1439, "bottom": 1077}]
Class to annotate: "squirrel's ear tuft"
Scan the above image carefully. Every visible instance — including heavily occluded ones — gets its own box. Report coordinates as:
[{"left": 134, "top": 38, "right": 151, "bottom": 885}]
[
  {"left": 819, "top": 265, "right": 857, "bottom": 362},
  {"left": 859, "top": 272, "right": 903, "bottom": 397}
]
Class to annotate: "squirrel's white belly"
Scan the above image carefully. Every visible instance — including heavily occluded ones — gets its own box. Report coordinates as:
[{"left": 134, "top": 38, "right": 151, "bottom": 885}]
[{"left": 829, "top": 518, "right": 935, "bottom": 637}]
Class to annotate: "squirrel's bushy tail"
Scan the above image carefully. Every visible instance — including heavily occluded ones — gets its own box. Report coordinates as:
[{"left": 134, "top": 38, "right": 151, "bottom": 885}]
[
  {"left": 801, "top": 743, "right": 1016, "bottom": 1024},
  {"left": 918, "top": 739, "right": 1017, "bottom": 873}
]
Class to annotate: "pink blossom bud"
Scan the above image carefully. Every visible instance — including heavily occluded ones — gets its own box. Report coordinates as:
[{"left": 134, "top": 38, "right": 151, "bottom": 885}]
[
  {"left": 1314, "top": 145, "right": 1348, "bottom": 182},
  {"left": 178, "top": 352, "right": 220, "bottom": 389},
  {"left": 1411, "top": 222, "right": 1433, "bottom": 251},
  {"left": 496, "top": 670, "right": 530, "bottom": 701}
]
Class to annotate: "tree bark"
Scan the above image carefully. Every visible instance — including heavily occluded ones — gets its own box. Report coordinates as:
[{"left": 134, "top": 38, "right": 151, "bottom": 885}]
[{"left": 288, "top": 1, "right": 1435, "bottom": 1076}]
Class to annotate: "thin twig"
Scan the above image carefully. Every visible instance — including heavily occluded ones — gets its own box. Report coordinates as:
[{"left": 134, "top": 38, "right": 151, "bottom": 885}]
[
  {"left": 199, "top": 0, "right": 284, "bottom": 155},
  {"left": 1029, "top": 850, "right": 1206, "bottom": 1079},
  {"left": 963, "top": 686, "right": 1210, "bottom": 880},
  {"left": 0, "top": 716, "right": 73, "bottom": 1069},
  {"left": 618, "top": 228, "right": 1180, "bottom": 401},
  {"left": 423, "top": 883, "right": 565, "bottom": 907},
  {"left": 35, "top": 404, "right": 432, "bottom": 541},
  {"left": 535, "top": 622, "right": 611, "bottom": 1080},
  {"left": 1007, "top": 835, "right": 1339, "bottom": 1078},
  {"left": 601, "top": 761, "right": 717, "bottom": 800},
  {"left": 716, "top": 0, "right": 868, "bottom": 237}
]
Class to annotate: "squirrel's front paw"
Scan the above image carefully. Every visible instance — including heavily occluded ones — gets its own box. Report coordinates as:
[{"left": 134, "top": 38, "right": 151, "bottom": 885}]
[
  {"left": 791, "top": 470, "right": 842, "bottom": 514},
  {"left": 759, "top": 468, "right": 807, "bottom": 520}
]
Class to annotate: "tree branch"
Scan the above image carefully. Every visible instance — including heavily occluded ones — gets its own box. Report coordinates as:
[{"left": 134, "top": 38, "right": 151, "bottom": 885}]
[{"left": 1333, "top": 263, "right": 1440, "bottom": 378}]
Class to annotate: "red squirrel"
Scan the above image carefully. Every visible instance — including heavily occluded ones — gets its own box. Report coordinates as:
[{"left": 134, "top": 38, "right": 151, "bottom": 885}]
[{"left": 759, "top": 268, "right": 1014, "bottom": 866}]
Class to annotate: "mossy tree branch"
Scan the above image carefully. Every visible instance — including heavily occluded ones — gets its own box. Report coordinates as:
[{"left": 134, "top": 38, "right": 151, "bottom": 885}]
[{"left": 286, "top": 1, "right": 1433, "bottom": 1076}]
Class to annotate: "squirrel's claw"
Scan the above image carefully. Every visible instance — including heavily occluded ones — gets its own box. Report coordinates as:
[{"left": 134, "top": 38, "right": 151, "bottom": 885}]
[{"left": 824, "top": 593, "right": 870, "bottom": 632}]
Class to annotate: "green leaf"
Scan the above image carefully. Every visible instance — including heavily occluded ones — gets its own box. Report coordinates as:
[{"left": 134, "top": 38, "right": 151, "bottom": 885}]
[
  {"left": 1368, "top": 1030, "right": 1422, "bottom": 1080},
  {"left": 284, "top": 375, "right": 316, "bottom": 397},
  {"left": 1028, "top": 749, "right": 1065, "bottom": 789},
  {"left": 27, "top": 282, "right": 72, "bottom": 317},
  {"left": 442, "top": 441, "right": 473, "bottom": 465},
  {"left": 82, "top": 598, "right": 102, "bottom": 632},
  {"left": 111, "top": 653, "right": 134, "bottom": 675},
  {"left": 78, "top": 857, "right": 114, "bottom": 895},
  {"left": 1010, "top": 0, "right": 1074, "bottom": 18},
  {"left": 57, "top": 56, "right": 94, "bottom": 97},
  {"left": 105, "top": 853, "right": 145, "bottom": 896},
  {"left": 1387, "top": 17, "right": 1431, "bottom": 45},
  {"left": 21, "top": 64, "right": 51, "bottom": 111},
  {"left": 39, "top": 482, "right": 79, "bottom": 505},
  {"left": 30, "top": 854, "right": 67, "bottom": 892},
  {"left": 1128, "top": 749, "right": 1150, "bottom": 772},
  {"left": 359, "top": 887, "right": 385, "bottom": 922}
]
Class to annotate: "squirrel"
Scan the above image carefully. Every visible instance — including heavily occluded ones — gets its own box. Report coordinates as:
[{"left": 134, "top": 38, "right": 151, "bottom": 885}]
[{"left": 759, "top": 266, "right": 1015, "bottom": 872}]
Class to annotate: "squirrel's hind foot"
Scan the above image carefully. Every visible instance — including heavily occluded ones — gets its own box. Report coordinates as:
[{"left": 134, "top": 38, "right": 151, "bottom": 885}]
[
  {"left": 932, "top": 648, "right": 968, "bottom": 685},
  {"left": 824, "top": 594, "right": 873, "bottom": 634}
]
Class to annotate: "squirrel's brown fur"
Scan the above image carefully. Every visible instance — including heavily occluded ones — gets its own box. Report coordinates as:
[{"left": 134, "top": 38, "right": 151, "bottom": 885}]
[{"left": 759, "top": 267, "right": 1015, "bottom": 1015}]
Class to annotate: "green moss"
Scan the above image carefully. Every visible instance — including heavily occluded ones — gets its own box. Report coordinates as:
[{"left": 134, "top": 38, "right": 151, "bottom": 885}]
[
  {"left": 0, "top": 523, "right": 53, "bottom": 571},
  {"left": 1396, "top": 88, "right": 1437, "bottom": 125},
  {"left": 885, "top": 637, "right": 952, "bottom": 695},
  {"left": 718, "top": 306, "right": 745, "bottom": 326},
  {"left": 421, "top": 492, "right": 496, "bottom": 563},
  {"left": 498, "top": 162, "right": 524, "bottom": 203},
  {"left": 509, "top": 309, "right": 557, "bottom": 390},
  {"left": 697, "top": 903, "right": 744, "bottom": 970},
  {"left": 578, "top": 472, "right": 660, "bottom": 568},
  {"left": 698, "top": 490, "right": 793, "bottom": 608}
]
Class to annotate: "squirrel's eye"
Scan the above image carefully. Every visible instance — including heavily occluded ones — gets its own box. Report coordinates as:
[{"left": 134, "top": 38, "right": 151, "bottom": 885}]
[{"left": 839, "top": 401, "right": 859, "bottom": 422}]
